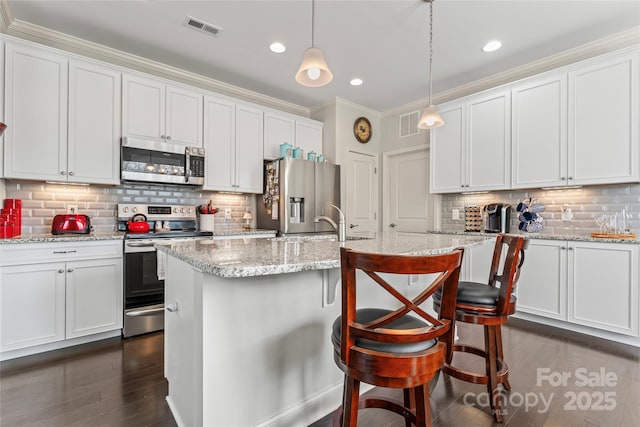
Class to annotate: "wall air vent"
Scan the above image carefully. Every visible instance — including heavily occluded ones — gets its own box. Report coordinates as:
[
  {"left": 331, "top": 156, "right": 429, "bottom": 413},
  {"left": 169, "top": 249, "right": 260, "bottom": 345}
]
[{"left": 184, "top": 16, "right": 223, "bottom": 37}]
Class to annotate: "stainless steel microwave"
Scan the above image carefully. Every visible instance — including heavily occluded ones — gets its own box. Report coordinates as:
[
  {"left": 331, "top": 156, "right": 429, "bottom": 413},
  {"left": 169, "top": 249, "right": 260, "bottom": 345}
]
[{"left": 121, "top": 137, "right": 205, "bottom": 186}]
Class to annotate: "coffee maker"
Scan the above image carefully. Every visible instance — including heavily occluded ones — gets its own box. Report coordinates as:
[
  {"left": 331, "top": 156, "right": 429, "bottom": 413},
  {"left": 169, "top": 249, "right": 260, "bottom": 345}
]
[{"left": 483, "top": 203, "right": 511, "bottom": 233}]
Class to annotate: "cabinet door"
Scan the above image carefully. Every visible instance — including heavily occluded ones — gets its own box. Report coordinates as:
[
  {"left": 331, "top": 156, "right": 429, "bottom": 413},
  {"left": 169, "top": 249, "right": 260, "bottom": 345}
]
[
  {"left": 0, "top": 263, "right": 66, "bottom": 351},
  {"left": 568, "top": 242, "right": 638, "bottom": 336},
  {"left": 65, "top": 258, "right": 123, "bottom": 339},
  {"left": 568, "top": 53, "right": 639, "bottom": 185},
  {"left": 429, "top": 102, "right": 465, "bottom": 193},
  {"left": 460, "top": 237, "right": 496, "bottom": 283},
  {"left": 516, "top": 240, "right": 567, "bottom": 320},
  {"left": 466, "top": 89, "right": 511, "bottom": 191},
  {"left": 264, "top": 112, "right": 295, "bottom": 160},
  {"left": 4, "top": 43, "right": 68, "bottom": 180},
  {"left": 295, "top": 120, "right": 323, "bottom": 157},
  {"left": 122, "top": 74, "right": 165, "bottom": 142},
  {"left": 0, "top": 41, "right": 4, "bottom": 178},
  {"left": 68, "top": 60, "right": 121, "bottom": 184},
  {"left": 203, "top": 96, "right": 235, "bottom": 191},
  {"left": 166, "top": 85, "right": 203, "bottom": 147},
  {"left": 512, "top": 73, "right": 567, "bottom": 188},
  {"left": 235, "top": 104, "right": 264, "bottom": 193}
]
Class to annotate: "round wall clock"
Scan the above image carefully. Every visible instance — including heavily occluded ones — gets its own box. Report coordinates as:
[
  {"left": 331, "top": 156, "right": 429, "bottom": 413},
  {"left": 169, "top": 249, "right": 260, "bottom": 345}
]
[{"left": 353, "top": 117, "right": 372, "bottom": 143}]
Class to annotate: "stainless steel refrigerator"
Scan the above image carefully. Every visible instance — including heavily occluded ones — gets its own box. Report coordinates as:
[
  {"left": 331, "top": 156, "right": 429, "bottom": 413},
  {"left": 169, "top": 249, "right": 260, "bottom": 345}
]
[{"left": 257, "top": 157, "right": 340, "bottom": 235}]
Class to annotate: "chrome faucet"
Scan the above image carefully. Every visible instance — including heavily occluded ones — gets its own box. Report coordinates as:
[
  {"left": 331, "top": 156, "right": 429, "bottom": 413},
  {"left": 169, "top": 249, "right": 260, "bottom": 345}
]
[{"left": 314, "top": 204, "right": 346, "bottom": 242}]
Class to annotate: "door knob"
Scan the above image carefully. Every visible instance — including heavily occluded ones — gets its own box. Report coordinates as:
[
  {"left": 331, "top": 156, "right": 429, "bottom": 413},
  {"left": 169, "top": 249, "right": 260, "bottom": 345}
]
[
  {"left": 166, "top": 303, "right": 179, "bottom": 313},
  {"left": 349, "top": 224, "right": 359, "bottom": 229},
  {"left": 389, "top": 223, "right": 397, "bottom": 228}
]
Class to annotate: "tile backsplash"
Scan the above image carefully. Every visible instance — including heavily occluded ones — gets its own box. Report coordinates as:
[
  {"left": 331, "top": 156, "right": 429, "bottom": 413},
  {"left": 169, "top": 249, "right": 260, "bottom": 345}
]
[
  {"left": 440, "top": 183, "right": 640, "bottom": 236},
  {"left": 3, "top": 180, "right": 255, "bottom": 234}
]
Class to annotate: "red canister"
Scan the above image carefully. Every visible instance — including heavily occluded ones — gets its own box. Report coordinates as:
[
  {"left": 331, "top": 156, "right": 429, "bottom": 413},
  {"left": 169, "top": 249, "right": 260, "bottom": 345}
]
[
  {"left": 3, "top": 199, "right": 22, "bottom": 209},
  {"left": 0, "top": 214, "right": 15, "bottom": 238},
  {"left": 1, "top": 209, "right": 20, "bottom": 237}
]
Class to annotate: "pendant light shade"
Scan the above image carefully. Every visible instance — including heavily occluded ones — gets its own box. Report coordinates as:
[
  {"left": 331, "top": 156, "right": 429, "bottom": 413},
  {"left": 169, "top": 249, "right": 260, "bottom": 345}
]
[
  {"left": 418, "top": 0, "right": 444, "bottom": 130},
  {"left": 296, "top": 0, "right": 332, "bottom": 87},
  {"left": 418, "top": 104, "right": 444, "bottom": 129},
  {"left": 295, "top": 47, "right": 333, "bottom": 87}
]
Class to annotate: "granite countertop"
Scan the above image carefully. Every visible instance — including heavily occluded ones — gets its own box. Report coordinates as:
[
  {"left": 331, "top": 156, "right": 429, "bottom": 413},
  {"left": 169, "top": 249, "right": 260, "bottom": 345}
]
[
  {"left": 427, "top": 230, "right": 640, "bottom": 245},
  {"left": 156, "top": 232, "right": 490, "bottom": 278},
  {"left": 0, "top": 231, "right": 125, "bottom": 244},
  {"left": 212, "top": 229, "right": 277, "bottom": 237}
]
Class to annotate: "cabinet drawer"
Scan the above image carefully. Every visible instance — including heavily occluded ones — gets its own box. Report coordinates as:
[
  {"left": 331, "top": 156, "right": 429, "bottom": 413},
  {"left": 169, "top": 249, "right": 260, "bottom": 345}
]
[{"left": 0, "top": 240, "right": 123, "bottom": 266}]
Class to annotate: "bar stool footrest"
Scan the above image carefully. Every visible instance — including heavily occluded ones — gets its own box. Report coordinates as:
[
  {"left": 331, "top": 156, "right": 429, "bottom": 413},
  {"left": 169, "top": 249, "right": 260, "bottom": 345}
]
[{"left": 443, "top": 344, "right": 509, "bottom": 385}]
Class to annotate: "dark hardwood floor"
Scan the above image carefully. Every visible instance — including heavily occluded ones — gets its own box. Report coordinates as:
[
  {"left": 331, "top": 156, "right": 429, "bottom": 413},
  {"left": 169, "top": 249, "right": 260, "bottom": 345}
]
[{"left": 1, "top": 319, "right": 639, "bottom": 427}]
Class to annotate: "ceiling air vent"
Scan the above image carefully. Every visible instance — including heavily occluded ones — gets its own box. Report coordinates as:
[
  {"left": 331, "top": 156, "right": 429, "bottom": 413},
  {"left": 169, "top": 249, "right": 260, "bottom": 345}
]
[{"left": 184, "top": 16, "right": 223, "bottom": 37}]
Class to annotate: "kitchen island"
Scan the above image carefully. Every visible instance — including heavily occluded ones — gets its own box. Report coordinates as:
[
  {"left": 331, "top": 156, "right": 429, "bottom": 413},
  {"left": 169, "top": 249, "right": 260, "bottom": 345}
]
[{"left": 157, "top": 233, "right": 488, "bottom": 427}]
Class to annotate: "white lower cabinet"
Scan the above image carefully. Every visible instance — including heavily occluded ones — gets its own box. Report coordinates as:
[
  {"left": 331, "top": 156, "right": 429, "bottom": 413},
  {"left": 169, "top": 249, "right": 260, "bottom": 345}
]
[
  {"left": 516, "top": 239, "right": 639, "bottom": 337},
  {"left": 0, "top": 241, "right": 123, "bottom": 356}
]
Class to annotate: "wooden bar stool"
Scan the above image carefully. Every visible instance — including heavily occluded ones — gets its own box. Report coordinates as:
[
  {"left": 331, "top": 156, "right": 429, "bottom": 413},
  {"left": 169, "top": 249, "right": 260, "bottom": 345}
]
[
  {"left": 332, "top": 247, "right": 464, "bottom": 427},
  {"left": 433, "top": 234, "right": 528, "bottom": 422}
]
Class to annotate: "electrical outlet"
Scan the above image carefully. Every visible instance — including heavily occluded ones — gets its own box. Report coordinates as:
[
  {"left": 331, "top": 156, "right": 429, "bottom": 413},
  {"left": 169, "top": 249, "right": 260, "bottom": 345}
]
[
  {"left": 67, "top": 205, "right": 78, "bottom": 214},
  {"left": 224, "top": 208, "right": 232, "bottom": 220},
  {"left": 452, "top": 209, "right": 460, "bottom": 220}
]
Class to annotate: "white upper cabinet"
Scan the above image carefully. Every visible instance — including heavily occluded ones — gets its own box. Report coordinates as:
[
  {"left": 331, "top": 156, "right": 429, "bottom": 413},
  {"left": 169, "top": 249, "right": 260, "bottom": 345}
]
[
  {"left": 512, "top": 72, "right": 567, "bottom": 188},
  {"left": 203, "top": 96, "right": 263, "bottom": 193},
  {"left": 263, "top": 112, "right": 323, "bottom": 160},
  {"left": 4, "top": 43, "right": 68, "bottom": 181},
  {"left": 568, "top": 53, "right": 639, "bottom": 185},
  {"left": 512, "top": 51, "right": 639, "bottom": 189},
  {"left": 4, "top": 42, "right": 121, "bottom": 184},
  {"left": 430, "top": 102, "right": 465, "bottom": 192},
  {"left": 68, "top": 60, "right": 121, "bottom": 184},
  {"left": 430, "top": 88, "right": 510, "bottom": 193},
  {"left": 264, "top": 112, "right": 295, "bottom": 160},
  {"left": 123, "top": 74, "right": 203, "bottom": 147},
  {"left": 0, "top": 40, "right": 4, "bottom": 178}
]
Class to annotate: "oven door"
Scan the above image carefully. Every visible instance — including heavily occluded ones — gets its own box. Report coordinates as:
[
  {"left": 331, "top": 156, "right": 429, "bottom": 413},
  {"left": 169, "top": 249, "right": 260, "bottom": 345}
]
[{"left": 123, "top": 240, "right": 165, "bottom": 337}]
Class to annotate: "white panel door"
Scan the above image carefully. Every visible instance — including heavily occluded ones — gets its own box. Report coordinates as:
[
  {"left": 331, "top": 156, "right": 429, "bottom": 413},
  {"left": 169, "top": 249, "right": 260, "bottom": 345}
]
[
  {"left": 0, "top": 40, "right": 4, "bottom": 178},
  {"left": 385, "top": 147, "right": 434, "bottom": 233},
  {"left": 122, "top": 74, "right": 165, "bottom": 142},
  {"left": 166, "top": 85, "right": 203, "bottom": 147},
  {"left": 295, "top": 120, "right": 323, "bottom": 156},
  {"left": 569, "top": 242, "right": 638, "bottom": 336},
  {"left": 466, "top": 89, "right": 511, "bottom": 191},
  {"left": 430, "top": 102, "right": 465, "bottom": 193},
  {"left": 511, "top": 73, "right": 567, "bottom": 188},
  {"left": 4, "top": 43, "right": 68, "bottom": 180},
  {"left": 346, "top": 150, "right": 378, "bottom": 233},
  {"left": 68, "top": 60, "right": 121, "bottom": 184},
  {"left": 568, "top": 53, "right": 639, "bottom": 185},
  {"left": 516, "top": 239, "right": 567, "bottom": 320},
  {"left": 264, "top": 112, "right": 295, "bottom": 160},
  {"left": 235, "top": 103, "right": 264, "bottom": 193},
  {"left": 203, "top": 96, "right": 235, "bottom": 191},
  {"left": 0, "top": 263, "right": 66, "bottom": 351},
  {"left": 65, "top": 258, "right": 123, "bottom": 339},
  {"left": 460, "top": 237, "right": 496, "bottom": 283}
]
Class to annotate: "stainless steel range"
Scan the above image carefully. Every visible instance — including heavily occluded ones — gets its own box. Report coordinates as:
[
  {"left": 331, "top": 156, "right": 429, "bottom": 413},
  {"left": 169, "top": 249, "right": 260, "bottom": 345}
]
[{"left": 118, "top": 204, "right": 213, "bottom": 338}]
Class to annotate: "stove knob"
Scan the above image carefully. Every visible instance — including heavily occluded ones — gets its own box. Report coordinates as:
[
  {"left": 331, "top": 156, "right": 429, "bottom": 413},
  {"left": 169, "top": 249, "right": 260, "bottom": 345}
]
[
  {"left": 180, "top": 208, "right": 186, "bottom": 213},
  {"left": 123, "top": 207, "right": 129, "bottom": 213},
  {"left": 173, "top": 207, "right": 179, "bottom": 213},
  {"left": 132, "top": 207, "right": 138, "bottom": 213},
  {"left": 187, "top": 208, "right": 192, "bottom": 213}
]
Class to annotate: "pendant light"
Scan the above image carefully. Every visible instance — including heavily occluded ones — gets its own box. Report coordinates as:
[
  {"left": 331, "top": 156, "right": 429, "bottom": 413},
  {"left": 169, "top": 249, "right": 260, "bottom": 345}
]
[
  {"left": 418, "top": 0, "right": 444, "bottom": 129},
  {"left": 295, "top": 0, "right": 333, "bottom": 87}
]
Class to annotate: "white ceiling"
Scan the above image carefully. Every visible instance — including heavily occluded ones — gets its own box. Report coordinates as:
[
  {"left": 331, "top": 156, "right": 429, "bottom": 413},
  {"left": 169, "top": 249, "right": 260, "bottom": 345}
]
[{"left": 4, "top": 0, "right": 640, "bottom": 112}]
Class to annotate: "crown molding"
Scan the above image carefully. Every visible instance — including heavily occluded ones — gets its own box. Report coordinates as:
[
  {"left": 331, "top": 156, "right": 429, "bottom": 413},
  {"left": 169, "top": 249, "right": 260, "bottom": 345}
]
[
  {"left": 2, "top": 18, "right": 310, "bottom": 116},
  {"left": 383, "top": 27, "right": 640, "bottom": 118},
  {"left": 0, "top": 0, "right": 12, "bottom": 31},
  {"left": 310, "top": 97, "right": 381, "bottom": 118}
]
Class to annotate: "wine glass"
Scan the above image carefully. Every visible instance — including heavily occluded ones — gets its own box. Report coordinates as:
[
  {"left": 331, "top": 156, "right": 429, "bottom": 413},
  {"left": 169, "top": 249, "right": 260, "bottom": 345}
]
[{"left": 595, "top": 214, "right": 607, "bottom": 233}]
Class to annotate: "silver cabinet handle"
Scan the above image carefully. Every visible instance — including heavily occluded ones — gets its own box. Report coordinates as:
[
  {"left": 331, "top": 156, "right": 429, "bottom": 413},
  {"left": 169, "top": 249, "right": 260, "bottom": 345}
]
[
  {"left": 561, "top": 177, "right": 567, "bottom": 180},
  {"left": 68, "top": 171, "right": 75, "bottom": 176},
  {"left": 60, "top": 171, "right": 67, "bottom": 175},
  {"left": 166, "top": 303, "right": 179, "bottom": 313},
  {"left": 349, "top": 224, "right": 359, "bottom": 229},
  {"left": 166, "top": 135, "right": 171, "bottom": 140},
  {"left": 57, "top": 269, "right": 64, "bottom": 273},
  {"left": 126, "top": 307, "right": 165, "bottom": 317},
  {"left": 568, "top": 176, "right": 574, "bottom": 180},
  {"left": 389, "top": 223, "right": 397, "bottom": 228},
  {"left": 53, "top": 250, "right": 77, "bottom": 254},
  {"left": 67, "top": 268, "right": 74, "bottom": 273},
  {"left": 568, "top": 247, "right": 574, "bottom": 251},
  {"left": 161, "top": 135, "right": 166, "bottom": 139}
]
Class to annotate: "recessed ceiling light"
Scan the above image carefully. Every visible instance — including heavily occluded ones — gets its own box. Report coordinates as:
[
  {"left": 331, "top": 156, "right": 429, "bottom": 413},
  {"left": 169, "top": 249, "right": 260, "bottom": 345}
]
[
  {"left": 482, "top": 40, "right": 502, "bottom": 53},
  {"left": 269, "top": 42, "right": 286, "bottom": 54},
  {"left": 350, "top": 78, "right": 364, "bottom": 86}
]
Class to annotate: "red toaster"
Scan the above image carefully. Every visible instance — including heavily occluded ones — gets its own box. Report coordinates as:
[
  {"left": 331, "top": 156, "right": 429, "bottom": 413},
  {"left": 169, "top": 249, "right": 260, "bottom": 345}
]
[{"left": 51, "top": 214, "right": 91, "bottom": 235}]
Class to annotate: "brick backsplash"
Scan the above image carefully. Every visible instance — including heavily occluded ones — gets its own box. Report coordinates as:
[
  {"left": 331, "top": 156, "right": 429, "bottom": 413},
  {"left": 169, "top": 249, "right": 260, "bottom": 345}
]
[
  {"left": 3, "top": 180, "right": 255, "bottom": 234},
  {"left": 440, "top": 183, "right": 640, "bottom": 236}
]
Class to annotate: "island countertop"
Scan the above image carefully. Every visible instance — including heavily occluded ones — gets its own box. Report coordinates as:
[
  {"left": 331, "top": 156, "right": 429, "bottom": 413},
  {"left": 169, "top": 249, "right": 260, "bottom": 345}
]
[{"left": 156, "top": 232, "right": 489, "bottom": 278}]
